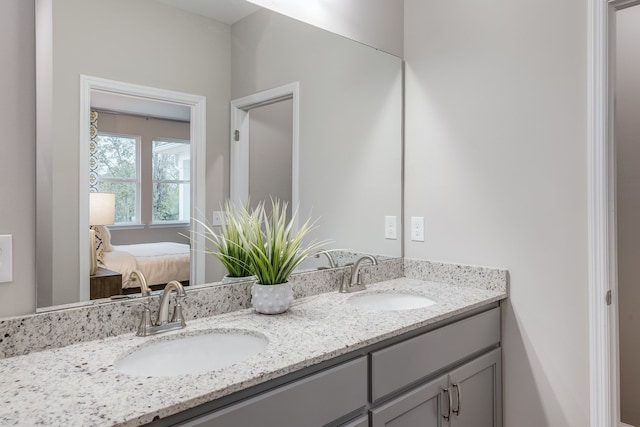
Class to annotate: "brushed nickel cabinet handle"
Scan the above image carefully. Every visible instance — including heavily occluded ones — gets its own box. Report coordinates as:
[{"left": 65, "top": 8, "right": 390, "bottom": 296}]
[
  {"left": 443, "top": 388, "right": 452, "bottom": 420},
  {"left": 452, "top": 383, "right": 462, "bottom": 416}
]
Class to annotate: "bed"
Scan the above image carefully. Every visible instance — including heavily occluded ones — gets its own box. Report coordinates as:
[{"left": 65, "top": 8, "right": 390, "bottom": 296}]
[{"left": 101, "top": 242, "right": 191, "bottom": 290}]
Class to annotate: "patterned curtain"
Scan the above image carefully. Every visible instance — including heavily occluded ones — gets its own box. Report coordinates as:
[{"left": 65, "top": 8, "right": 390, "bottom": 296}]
[
  {"left": 89, "top": 110, "right": 99, "bottom": 192},
  {"left": 88, "top": 110, "right": 106, "bottom": 268}
]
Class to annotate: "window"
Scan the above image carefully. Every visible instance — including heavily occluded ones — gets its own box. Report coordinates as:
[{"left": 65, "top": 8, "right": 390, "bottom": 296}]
[
  {"left": 94, "top": 133, "right": 140, "bottom": 224},
  {"left": 152, "top": 139, "right": 190, "bottom": 223},
  {"left": 94, "top": 132, "right": 190, "bottom": 226}
]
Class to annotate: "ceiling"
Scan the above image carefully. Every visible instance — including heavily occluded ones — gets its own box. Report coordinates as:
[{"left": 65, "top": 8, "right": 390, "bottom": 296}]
[
  {"left": 91, "top": 91, "right": 191, "bottom": 121},
  {"left": 153, "top": 0, "right": 261, "bottom": 24}
]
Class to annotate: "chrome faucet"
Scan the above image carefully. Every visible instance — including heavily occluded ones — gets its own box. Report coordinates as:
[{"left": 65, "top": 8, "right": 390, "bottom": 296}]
[
  {"left": 156, "top": 281, "right": 186, "bottom": 326},
  {"left": 339, "top": 255, "right": 378, "bottom": 293},
  {"left": 314, "top": 250, "right": 337, "bottom": 269},
  {"left": 131, "top": 275, "right": 187, "bottom": 337},
  {"left": 130, "top": 270, "right": 151, "bottom": 296}
]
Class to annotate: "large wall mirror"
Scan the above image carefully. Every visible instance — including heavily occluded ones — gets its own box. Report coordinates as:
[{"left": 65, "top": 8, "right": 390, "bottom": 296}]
[{"left": 35, "top": 0, "right": 403, "bottom": 311}]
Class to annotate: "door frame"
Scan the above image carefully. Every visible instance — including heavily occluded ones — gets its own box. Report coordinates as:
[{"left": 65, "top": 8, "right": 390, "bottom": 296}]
[
  {"left": 588, "top": 1, "right": 640, "bottom": 425},
  {"left": 229, "top": 82, "right": 300, "bottom": 212},
  {"left": 79, "top": 75, "right": 206, "bottom": 300}
]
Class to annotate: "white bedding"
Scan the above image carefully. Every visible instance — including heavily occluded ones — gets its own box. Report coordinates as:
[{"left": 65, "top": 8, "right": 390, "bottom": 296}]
[{"left": 103, "top": 242, "right": 191, "bottom": 289}]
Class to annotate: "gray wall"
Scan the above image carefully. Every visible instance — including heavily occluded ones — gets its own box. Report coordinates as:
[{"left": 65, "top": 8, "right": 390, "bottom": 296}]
[
  {"left": 404, "top": 0, "right": 589, "bottom": 426},
  {"left": 616, "top": 5, "right": 640, "bottom": 426},
  {"left": 231, "top": 9, "right": 403, "bottom": 256},
  {"left": 0, "top": 1, "right": 604, "bottom": 424},
  {"left": 0, "top": 0, "right": 36, "bottom": 317},
  {"left": 248, "top": 100, "right": 293, "bottom": 210}
]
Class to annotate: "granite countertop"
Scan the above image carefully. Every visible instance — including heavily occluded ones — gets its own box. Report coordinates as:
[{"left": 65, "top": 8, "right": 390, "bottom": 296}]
[{"left": 0, "top": 277, "right": 506, "bottom": 426}]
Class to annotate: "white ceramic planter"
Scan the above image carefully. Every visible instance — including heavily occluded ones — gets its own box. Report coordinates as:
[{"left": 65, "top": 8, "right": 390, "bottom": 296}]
[{"left": 251, "top": 282, "right": 294, "bottom": 314}]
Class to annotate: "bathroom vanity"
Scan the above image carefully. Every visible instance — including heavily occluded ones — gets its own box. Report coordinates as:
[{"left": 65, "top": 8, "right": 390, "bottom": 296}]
[
  {"left": 0, "top": 260, "right": 507, "bottom": 426},
  {"left": 168, "top": 306, "right": 500, "bottom": 427}
]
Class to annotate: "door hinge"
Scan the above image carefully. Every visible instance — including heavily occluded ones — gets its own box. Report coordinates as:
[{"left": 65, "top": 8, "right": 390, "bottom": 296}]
[
  {"left": 606, "top": 290, "right": 612, "bottom": 306},
  {"left": 234, "top": 130, "right": 240, "bottom": 141}
]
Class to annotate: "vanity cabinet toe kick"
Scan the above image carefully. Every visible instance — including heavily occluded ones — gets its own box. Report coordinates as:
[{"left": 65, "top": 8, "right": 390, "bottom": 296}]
[{"left": 154, "top": 304, "right": 502, "bottom": 427}]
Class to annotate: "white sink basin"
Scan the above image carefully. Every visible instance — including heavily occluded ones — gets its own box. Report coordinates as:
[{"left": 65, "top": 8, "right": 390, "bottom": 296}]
[
  {"left": 114, "top": 329, "right": 268, "bottom": 377},
  {"left": 347, "top": 292, "right": 437, "bottom": 311}
]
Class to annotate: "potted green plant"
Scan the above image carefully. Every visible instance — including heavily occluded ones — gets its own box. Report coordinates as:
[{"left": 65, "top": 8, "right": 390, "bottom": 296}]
[
  {"left": 239, "top": 199, "right": 325, "bottom": 314},
  {"left": 197, "top": 201, "right": 255, "bottom": 283}
]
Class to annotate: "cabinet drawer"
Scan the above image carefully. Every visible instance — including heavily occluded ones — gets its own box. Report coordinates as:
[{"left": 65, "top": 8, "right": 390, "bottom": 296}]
[
  {"left": 181, "top": 356, "right": 367, "bottom": 427},
  {"left": 340, "top": 415, "right": 368, "bottom": 427},
  {"left": 371, "top": 307, "right": 500, "bottom": 401}
]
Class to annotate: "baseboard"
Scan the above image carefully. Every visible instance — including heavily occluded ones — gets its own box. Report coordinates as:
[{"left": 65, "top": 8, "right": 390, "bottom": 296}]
[{"left": 621, "top": 422, "right": 636, "bottom": 427}]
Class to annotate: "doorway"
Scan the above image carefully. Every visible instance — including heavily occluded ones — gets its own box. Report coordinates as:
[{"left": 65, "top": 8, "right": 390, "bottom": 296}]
[
  {"left": 615, "top": 4, "right": 640, "bottom": 426},
  {"left": 230, "top": 82, "right": 299, "bottom": 214},
  {"left": 588, "top": 1, "right": 640, "bottom": 426},
  {"left": 78, "top": 76, "right": 206, "bottom": 300},
  {"left": 247, "top": 99, "right": 294, "bottom": 213}
]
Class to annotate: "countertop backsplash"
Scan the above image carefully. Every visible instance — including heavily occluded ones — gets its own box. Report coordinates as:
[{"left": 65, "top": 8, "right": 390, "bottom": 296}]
[
  {"left": 0, "top": 258, "right": 508, "bottom": 360},
  {"left": 404, "top": 258, "right": 508, "bottom": 293},
  {"left": 0, "top": 258, "right": 403, "bottom": 359}
]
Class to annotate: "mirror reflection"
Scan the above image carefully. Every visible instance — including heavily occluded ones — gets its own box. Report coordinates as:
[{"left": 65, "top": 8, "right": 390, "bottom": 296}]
[
  {"left": 91, "top": 110, "right": 192, "bottom": 296},
  {"left": 36, "top": 0, "right": 402, "bottom": 311}
]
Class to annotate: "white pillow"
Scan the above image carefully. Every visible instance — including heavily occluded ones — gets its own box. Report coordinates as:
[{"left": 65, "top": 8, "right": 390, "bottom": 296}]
[{"left": 95, "top": 225, "right": 113, "bottom": 252}]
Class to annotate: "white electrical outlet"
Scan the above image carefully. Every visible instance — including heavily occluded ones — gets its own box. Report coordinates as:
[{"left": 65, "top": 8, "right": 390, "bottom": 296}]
[
  {"left": 0, "top": 235, "right": 13, "bottom": 283},
  {"left": 212, "top": 211, "right": 227, "bottom": 226},
  {"left": 385, "top": 216, "right": 397, "bottom": 239},
  {"left": 411, "top": 217, "right": 424, "bottom": 242}
]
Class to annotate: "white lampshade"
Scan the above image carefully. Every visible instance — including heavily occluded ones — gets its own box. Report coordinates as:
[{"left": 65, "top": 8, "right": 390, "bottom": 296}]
[{"left": 89, "top": 192, "right": 115, "bottom": 225}]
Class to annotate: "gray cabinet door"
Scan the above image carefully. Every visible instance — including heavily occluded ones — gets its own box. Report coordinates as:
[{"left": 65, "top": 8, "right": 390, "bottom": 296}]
[
  {"left": 370, "top": 375, "right": 449, "bottom": 427},
  {"left": 448, "top": 348, "right": 502, "bottom": 427},
  {"left": 371, "top": 348, "right": 502, "bottom": 427}
]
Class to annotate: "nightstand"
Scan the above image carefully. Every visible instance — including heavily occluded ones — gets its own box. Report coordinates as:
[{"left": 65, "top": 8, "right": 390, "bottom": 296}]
[{"left": 90, "top": 267, "right": 123, "bottom": 300}]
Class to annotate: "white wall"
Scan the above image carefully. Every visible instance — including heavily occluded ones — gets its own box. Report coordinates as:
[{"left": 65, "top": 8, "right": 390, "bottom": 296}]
[
  {"left": 615, "top": 5, "right": 640, "bottom": 426},
  {"left": 45, "top": 0, "right": 230, "bottom": 306},
  {"left": 404, "top": 0, "right": 589, "bottom": 426},
  {"left": 0, "top": 0, "right": 37, "bottom": 317},
  {"left": 231, "top": 9, "right": 403, "bottom": 256},
  {"left": 246, "top": 0, "right": 403, "bottom": 57}
]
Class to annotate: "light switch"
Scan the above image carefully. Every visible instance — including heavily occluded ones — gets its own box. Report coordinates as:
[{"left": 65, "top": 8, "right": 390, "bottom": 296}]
[
  {"left": 410, "top": 217, "right": 424, "bottom": 242},
  {"left": 212, "top": 211, "right": 227, "bottom": 226},
  {"left": 385, "top": 216, "right": 397, "bottom": 239},
  {"left": 0, "top": 235, "right": 13, "bottom": 283}
]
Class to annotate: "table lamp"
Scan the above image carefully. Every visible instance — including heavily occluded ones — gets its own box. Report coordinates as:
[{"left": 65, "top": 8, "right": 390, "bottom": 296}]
[{"left": 89, "top": 192, "right": 115, "bottom": 276}]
